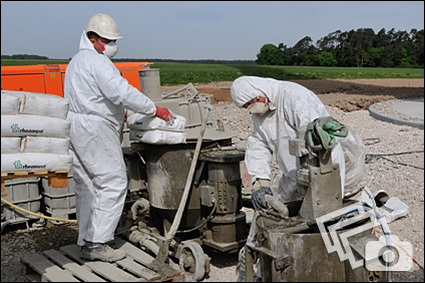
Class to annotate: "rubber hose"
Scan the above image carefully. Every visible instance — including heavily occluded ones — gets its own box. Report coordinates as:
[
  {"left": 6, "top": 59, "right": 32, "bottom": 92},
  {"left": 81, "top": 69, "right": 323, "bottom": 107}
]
[{"left": 1, "top": 197, "right": 77, "bottom": 224}]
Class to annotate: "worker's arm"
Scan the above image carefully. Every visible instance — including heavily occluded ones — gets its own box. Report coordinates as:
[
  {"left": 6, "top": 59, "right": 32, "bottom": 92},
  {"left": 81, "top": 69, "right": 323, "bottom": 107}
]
[
  {"left": 245, "top": 132, "right": 273, "bottom": 185},
  {"left": 95, "top": 61, "right": 156, "bottom": 115}
]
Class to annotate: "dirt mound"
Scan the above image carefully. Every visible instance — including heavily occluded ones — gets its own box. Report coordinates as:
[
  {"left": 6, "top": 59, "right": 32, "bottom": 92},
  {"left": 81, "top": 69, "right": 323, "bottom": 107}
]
[{"left": 185, "top": 79, "right": 424, "bottom": 112}]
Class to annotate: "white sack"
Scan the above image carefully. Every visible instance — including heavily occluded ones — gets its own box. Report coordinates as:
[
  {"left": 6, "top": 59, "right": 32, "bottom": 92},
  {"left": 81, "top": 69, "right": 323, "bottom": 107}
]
[
  {"left": 357, "top": 187, "right": 409, "bottom": 224},
  {"left": 1, "top": 90, "right": 69, "bottom": 119},
  {"left": 376, "top": 197, "right": 409, "bottom": 223},
  {"left": 1, "top": 94, "right": 20, "bottom": 115},
  {"left": 1, "top": 115, "right": 70, "bottom": 138},
  {"left": 1, "top": 137, "right": 22, "bottom": 153},
  {"left": 1, "top": 152, "right": 72, "bottom": 173},
  {"left": 127, "top": 111, "right": 186, "bottom": 132},
  {"left": 21, "top": 136, "right": 70, "bottom": 154},
  {"left": 130, "top": 129, "right": 186, "bottom": 144}
]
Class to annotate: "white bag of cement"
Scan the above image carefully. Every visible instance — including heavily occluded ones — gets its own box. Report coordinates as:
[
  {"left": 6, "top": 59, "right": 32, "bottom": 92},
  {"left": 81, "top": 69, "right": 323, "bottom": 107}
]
[
  {"left": 21, "top": 136, "right": 70, "bottom": 154},
  {"left": 1, "top": 152, "right": 72, "bottom": 173},
  {"left": 130, "top": 129, "right": 186, "bottom": 144},
  {"left": 1, "top": 94, "right": 21, "bottom": 115},
  {"left": 1, "top": 90, "right": 69, "bottom": 119},
  {"left": 127, "top": 111, "right": 186, "bottom": 132},
  {"left": 1, "top": 137, "right": 22, "bottom": 153},
  {"left": 376, "top": 197, "right": 409, "bottom": 223},
  {"left": 357, "top": 187, "right": 409, "bottom": 224},
  {"left": 1, "top": 114, "right": 70, "bottom": 138}
]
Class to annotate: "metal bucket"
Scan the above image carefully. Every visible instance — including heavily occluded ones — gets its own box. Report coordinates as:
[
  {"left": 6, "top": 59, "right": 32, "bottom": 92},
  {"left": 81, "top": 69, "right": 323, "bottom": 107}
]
[{"left": 144, "top": 143, "right": 202, "bottom": 229}]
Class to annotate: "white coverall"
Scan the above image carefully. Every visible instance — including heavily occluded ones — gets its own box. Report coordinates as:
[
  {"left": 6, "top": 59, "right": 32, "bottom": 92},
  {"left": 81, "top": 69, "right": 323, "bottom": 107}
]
[
  {"left": 231, "top": 76, "right": 346, "bottom": 204},
  {"left": 232, "top": 76, "right": 368, "bottom": 281},
  {"left": 64, "top": 31, "right": 157, "bottom": 246},
  {"left": 232, "top": 76, "right": 348, "bottom": 281}
]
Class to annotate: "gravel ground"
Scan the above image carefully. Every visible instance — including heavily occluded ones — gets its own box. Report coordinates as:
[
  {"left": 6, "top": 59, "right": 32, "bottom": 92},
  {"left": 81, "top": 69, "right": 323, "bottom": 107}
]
[
  {"left": 206, "top": 101, "right": 424, "bottom": 282},
  {"left": 1, "top": 79, "right": 424, "bottom": 282}
]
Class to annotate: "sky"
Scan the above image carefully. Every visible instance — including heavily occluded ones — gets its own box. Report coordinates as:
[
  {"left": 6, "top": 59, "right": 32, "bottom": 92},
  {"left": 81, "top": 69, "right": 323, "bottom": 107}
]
[{"left": 1, "top": 1, "right": 424, "bottom": 61}]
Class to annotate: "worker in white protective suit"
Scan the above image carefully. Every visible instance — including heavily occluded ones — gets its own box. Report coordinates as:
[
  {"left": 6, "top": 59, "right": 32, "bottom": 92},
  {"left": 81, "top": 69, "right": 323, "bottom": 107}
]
[
  {"left": 231, "top": 76, "right": 366, "bottom": 281},
  {"left": 64, "top": 13, "right": 175, "bottom": 263}
]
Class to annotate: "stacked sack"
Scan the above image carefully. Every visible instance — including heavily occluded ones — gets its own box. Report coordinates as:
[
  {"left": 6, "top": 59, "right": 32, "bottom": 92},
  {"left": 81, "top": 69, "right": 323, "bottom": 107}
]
[
  {"left": 1, "top": 90, "right": 72, "bottom": 173},
  {"left": 127, "top": 109, "right": 187, "bottom": 144}
]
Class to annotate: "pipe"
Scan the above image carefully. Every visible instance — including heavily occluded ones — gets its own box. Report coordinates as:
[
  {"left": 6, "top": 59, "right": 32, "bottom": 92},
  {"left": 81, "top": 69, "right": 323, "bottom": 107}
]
[
  {"left": 156, "top": 104, "right": 213, "bottom": 263},
  {"left": 128, "top": 227, "right": 160, "bottom": 255}
]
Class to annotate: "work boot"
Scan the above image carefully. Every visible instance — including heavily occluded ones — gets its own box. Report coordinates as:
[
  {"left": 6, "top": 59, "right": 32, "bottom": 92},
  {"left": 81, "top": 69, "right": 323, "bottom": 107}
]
[{"left": 80, "top": 242, "right": 126, "bottom": 262}]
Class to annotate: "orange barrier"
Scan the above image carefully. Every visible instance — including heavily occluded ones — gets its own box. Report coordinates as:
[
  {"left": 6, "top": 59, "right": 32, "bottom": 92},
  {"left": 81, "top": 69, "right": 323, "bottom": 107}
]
[{"left": 1, "top": 62, "right": 151, "bottom": 97}]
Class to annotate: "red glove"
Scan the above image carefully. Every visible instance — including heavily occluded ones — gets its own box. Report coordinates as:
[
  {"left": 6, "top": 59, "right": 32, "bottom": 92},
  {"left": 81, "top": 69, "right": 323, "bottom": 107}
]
[{"left": 155, "top": 105, "right": 174, "bottom": 122}]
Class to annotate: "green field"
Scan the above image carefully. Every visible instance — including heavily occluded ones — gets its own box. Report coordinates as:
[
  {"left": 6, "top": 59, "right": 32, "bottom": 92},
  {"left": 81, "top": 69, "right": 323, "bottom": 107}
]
[{"left": 2, "top": 59, "right": 423, "bottom": 85}]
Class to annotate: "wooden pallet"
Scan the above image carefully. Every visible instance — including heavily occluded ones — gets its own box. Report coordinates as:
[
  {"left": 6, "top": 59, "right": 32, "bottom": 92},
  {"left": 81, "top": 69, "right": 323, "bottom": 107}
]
[
  {"left": 1, "top": 170, "right": 69, "bottom": 197},
  {"left": 20, "top": 237, "right": 183, "bottom": 282}
]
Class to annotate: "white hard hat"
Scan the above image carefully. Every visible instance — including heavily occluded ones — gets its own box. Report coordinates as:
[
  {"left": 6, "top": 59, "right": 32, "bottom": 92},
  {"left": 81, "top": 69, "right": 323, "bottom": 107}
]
[{"left": 85, "top": 14, "right": 123, "bottom": 40}]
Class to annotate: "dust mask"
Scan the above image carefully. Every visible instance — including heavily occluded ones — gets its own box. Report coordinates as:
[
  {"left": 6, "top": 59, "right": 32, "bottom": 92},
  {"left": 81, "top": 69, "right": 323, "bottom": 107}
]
[
  {"left": 247, "top": 97, "right": 270, "bottom": 117},
  {"left": 103, "top": 41, "right": 118, "bottom": 58}
]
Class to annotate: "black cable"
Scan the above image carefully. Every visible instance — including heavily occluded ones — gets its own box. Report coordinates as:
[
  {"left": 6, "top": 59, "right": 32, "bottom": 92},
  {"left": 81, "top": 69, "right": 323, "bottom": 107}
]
[
  {"left": 366, "top": 150, "right": 424, "bottom": 157},
  {"left": 379, "top": 156, "right": 424, "bottom": 170},
  {"left": 365, "top": 151, "right": 424, "bottom": 170},
  {"left": 363, "top": 138, "right": 424, "bottom": 170}
]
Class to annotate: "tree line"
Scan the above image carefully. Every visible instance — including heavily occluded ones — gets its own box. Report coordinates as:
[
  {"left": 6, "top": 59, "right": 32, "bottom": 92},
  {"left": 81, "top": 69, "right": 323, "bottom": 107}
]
[
  {"left": 257, "top": 28, "right": 424, "bottom": 68},
  {"left": 1, "top": 54, "right": 49, "bottom": 60},
  {"left": 3, "top": 27, "right": 424, "bottom": 68}
]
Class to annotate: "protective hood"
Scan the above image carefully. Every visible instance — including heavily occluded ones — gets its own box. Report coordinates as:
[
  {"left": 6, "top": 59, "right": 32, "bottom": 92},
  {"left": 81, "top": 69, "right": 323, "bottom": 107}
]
[
  {"left": 233, "top": 76, "right": 346, "bottom": 203},
  {"left": 231, "top": 76, "right": 281, "bottom": 108},
  {"left": 79, "top": 30, "right": 96, "bottom": 52}
]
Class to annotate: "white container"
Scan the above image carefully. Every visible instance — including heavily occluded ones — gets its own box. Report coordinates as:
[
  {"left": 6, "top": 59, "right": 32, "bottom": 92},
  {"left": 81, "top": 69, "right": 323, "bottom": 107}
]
[
  {"left": 3, "top": 177, "right": 42, "bottom": 222},
  {"left": 41, "top": 175, "right": 75, "bottom": 210}
]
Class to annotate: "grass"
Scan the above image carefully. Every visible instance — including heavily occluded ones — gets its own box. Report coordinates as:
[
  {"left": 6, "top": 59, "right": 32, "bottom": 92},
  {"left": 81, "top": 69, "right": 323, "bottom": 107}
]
[
  {"left": 152, "top": 63, "right": 424, "bottom": 85},
  {"left": 2, "top": 59, "right": 423, "bottom": 86}
]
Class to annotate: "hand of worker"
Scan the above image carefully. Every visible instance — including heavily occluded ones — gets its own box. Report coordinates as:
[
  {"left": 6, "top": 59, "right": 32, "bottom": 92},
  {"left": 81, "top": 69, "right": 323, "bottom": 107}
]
[
  {"left": 251, "top": 187, "right": 272, "bottom": 210},
  {"left": 155, "top": 105, "right": 175, "bottom": 123}
]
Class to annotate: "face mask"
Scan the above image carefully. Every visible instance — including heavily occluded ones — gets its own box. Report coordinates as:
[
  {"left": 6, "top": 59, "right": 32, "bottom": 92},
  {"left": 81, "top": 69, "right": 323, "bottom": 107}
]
[
  {"left": 103, "top": 41, "right": 118, "bottom": 58},
  {"left": 247, "top": 97, "right": 270, "bottom": 117},
  {"left": 248, "top": 102, "right": 270, "bottom": 117}
]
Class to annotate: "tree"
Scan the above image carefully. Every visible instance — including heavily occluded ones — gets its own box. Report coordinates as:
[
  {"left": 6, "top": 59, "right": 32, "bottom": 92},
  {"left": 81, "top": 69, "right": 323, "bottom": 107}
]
[
  {"left": 317, "top": 51, "right": 337, "bottom": 66},
  {"left": 256, "top": 44, "right": 284, "bottom": 65},
  {"left": 365, "top": 47, "right": 385, "bottom": 67},
  {"left": 256, "top": 28, "right": 424, "bottom": 68},
  {"left": 292, "top": 36, "right": 317, "bottom": 66}
]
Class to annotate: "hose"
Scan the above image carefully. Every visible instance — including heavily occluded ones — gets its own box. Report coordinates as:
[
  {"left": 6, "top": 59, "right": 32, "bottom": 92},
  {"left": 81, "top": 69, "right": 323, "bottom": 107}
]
[
  {"left": 364, "top": 137, "right": 424, "bottom": 170},
  {"left": 176, "top": 199, "right": 217, "bottom": 234},
  {"left": 1, "top": 197, "right": 77, "bottom": 224},
  {"left": 365, "top": 150, "right": 424, "bottom": 170}
]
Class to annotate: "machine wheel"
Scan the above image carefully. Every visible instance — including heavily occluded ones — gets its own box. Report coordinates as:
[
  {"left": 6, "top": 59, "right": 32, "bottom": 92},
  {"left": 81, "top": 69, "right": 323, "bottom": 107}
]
[{"left": 177, "top": 241, "right": 206, "bottom": 282}]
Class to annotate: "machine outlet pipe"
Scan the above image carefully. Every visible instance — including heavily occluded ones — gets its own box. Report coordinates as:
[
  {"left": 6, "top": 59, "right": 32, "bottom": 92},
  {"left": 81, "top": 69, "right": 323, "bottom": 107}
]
[{"left": 157, "top": 105, "right": 213, "bottom": 263}]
